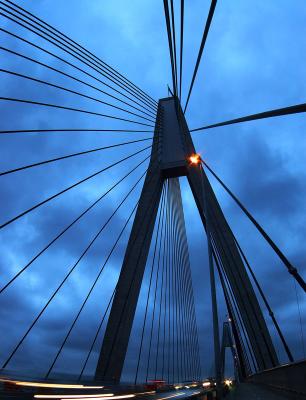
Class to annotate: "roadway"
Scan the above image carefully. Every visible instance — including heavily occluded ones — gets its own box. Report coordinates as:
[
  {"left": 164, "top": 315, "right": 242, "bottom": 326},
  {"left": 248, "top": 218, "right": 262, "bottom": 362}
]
[
  {"left": 0, "top": 379, "right": 208, "bottom": 400},
  {"left": 3, "top": 379, "right": 302, "bottom": 400}
]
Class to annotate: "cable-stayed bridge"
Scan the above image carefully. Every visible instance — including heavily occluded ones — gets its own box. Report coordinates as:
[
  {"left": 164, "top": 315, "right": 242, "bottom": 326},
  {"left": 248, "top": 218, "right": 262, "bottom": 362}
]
[{"left": 0, "top": 0, "right": 305, "bottom": 399}]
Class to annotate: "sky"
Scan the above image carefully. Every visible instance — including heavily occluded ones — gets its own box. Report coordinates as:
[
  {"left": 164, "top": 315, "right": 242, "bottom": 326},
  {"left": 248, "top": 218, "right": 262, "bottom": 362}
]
[{"left": 0, "top": 0, "right": 306, "bottom": 384}]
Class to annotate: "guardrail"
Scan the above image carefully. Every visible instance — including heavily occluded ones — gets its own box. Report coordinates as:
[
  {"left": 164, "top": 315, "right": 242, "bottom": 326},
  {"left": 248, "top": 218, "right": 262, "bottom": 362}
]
[{"left": 248, "top": 359, "right": 306, "bottom": 397}]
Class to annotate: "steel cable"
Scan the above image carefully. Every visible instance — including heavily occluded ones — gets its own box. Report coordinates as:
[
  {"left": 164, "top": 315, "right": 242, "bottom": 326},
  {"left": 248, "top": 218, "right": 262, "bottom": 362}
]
[
  {"left": 0, "top": 27, "right": 156, "bottom": 116},
  {"left": 0, "top": 152, "right": 152, "bottom": 295},
  {"left": 0, "top": 46, "right": 156, "bottom": 119},
  {"left": 46, "top": 197, "right": 142, "bottom": 379},
  {"left": 0, "top": 145, "right": 152, "bottom": 230},
  {"left": 201, "top": 159, "right": 306, "bottom": 293},
  {"left": 134, "top": 186, "right": 166, "bottom": 384},
  {"left": 183, "top": 0, "right": 217, "bottom": 113},
  {"left": 0, "top": 97, "right": 155, "bottom": 128},
  {"left": 2, "top": 0, "right": 158, "bottom": 107},
  {"left": 0, "top": 69, "right": 156, "bottom": 123},
  {"left": 0, "top": 138, "right": 152, "bottom": 177},
  {"left": 1, "top": 168, "right": 148, "bottom": 369},
  {"left": 0, "top": 6, "right": 158, "bottom": 111}
]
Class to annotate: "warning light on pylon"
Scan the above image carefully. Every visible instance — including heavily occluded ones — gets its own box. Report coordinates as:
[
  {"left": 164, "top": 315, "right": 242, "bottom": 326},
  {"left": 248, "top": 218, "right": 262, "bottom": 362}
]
[{"left": 189, "top": 153, "right": 201, "bottom": 165}]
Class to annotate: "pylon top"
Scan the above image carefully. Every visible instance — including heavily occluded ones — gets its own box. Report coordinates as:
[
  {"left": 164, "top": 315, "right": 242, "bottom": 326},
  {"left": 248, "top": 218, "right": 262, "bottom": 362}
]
[{"left": 158, "top": 96, "right": 188, "bottom": 178}]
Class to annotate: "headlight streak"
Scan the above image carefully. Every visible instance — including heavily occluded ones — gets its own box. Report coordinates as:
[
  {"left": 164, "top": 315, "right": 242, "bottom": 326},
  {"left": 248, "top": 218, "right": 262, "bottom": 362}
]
[
  {"left": 1, "top": 378, "right": 202, "bottom": 400},
  {"left": 34, "top": 395, "right": 113, "bottom": 399},
  {"left": 133, "top": 391, "right": 156, "bottom": 395},
  {"left": 156, "top": 393, "right": 186, "bottom": 400},
  {"left": 34, "top": 394, "right": 134, "bottom": 400},
  {"left": 0, "top": 379, "right": 104, "bottom": 389}
]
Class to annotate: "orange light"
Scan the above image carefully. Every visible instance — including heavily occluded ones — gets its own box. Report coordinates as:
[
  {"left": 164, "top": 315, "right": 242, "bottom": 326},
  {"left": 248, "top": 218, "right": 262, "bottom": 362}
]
[{"left": 189, "top": 154, "right": 201, "bottom": 165}]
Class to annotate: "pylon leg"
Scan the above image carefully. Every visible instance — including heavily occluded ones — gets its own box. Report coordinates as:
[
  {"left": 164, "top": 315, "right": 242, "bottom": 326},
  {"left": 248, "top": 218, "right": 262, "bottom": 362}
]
[
  {"left": 181, "top": 112, "right": 278, "bottom": 370},
  {"left": 95, "top": 114, "right": 164, "bottom": 382}
]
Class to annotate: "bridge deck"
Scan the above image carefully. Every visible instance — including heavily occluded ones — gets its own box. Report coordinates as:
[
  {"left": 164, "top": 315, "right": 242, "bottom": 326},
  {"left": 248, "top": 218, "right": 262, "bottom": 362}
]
[{"left": 0, "top": 385, "right": 205, "bottom": 400}]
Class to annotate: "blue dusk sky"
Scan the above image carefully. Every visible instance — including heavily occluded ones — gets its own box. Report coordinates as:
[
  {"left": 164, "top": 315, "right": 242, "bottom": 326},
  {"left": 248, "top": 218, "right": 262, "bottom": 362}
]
[{"left": 0, "top": 0, "right": 305, "bottom": 383}]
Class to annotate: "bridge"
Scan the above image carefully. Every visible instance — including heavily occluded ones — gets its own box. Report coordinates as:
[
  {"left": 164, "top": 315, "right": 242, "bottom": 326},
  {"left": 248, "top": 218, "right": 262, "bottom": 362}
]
[{"left": 0, "top": 0, "right": 305, "bottom": 399}]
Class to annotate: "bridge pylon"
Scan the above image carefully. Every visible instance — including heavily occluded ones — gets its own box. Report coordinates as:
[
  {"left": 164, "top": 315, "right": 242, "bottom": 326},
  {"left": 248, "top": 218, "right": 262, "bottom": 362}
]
[{"left": 95, "top": 96, "right": 279, "bottom": 383}]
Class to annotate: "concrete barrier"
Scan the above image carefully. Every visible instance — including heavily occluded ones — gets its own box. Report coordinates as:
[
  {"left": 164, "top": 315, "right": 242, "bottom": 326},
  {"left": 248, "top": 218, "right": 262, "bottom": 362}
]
[{"left": 249, "top": 359, "right": 306, "bottom": 396}]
